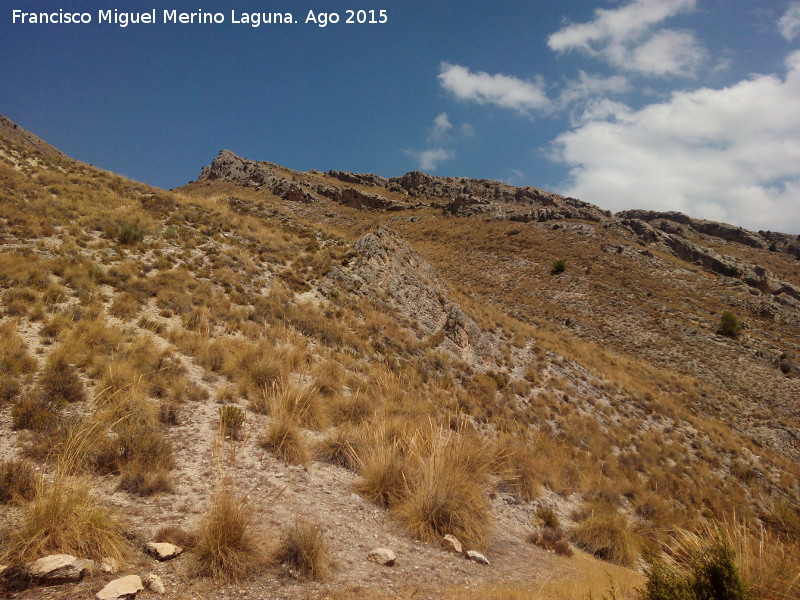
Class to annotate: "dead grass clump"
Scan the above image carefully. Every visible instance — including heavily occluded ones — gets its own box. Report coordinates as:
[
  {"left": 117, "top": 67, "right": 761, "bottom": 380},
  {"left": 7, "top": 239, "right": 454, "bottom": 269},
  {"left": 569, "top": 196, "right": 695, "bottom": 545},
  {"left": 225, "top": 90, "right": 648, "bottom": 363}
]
[
  {"left": 0, "top": 459, "right": 38, "bottom": 505},
  {"left": 0, "top": 321, "right": 37, "bottom": 376},
  {"left": 353, "top": 428, "right": 407, "bottom": 507},
  {"left": 274, "top": 520, "right": 332, "bottom": 580},
  {"left": 313, "top": 360, "right": 344, "bottom": 396},
  {"left": 394, "top": 430, "right": 493, "bottom": 548},
  {"left": 315, "top": 425, "right": 359, "bottom": 470},
  {"left": 529, "top": 527, "right": 573, "bottom": 556},
  {"left": 190, "top": 486, "right": 270, "bottom": 581},
  {"left": 224, "top": 342, "right": 285, "bottom": 397},
  {"left": 11, "top": 392, "right": 60, "bottom": 431},
  {"left": 2, "top": 473, "right": 128, "bottom": 564},
  {"left": 329, "top": 392, "right": 375, "bottom": 425},
  {"left": 114, "top": 416, "right": 174, "bottom": 495},
  {"left": 109, "top": 291, "right": 141, "bottom": 319},
  {"left": 3, "top": 287, "right": 38, "bottom": 316},
  {"left": 496, "top": 437, "right": 542, "bottom": 502},
  {"left": 571, "top": 504, "right": 640, "bottom": 567},
  {"left": 268, "top": 378, "right": 327, "bottom": 430},
  {"left": 39, "top": 351, "right": 85, "bottom": 404},
  {"left": 260, "top": 412, "right": 311, "bottom": 466},
  {"left": 154, "top": 525, "right": 197, "bottom": 550}
]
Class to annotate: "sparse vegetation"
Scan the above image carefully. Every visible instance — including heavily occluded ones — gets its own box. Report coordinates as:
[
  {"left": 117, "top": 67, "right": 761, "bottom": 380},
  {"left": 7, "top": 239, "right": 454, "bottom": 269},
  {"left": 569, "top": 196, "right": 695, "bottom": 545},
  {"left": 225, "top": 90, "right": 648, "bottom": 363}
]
[
  {"left": 190, "top": 485, "right": 270, "bottom": 581},
  {"left": 572, "top": 504, "right": 641, "bottom": 567},
  {"left": 717, "top": 311, "right": 742, "bottom": 338},
  {"left": 274, "top": 519, "right": 332, "bottom": 580}
]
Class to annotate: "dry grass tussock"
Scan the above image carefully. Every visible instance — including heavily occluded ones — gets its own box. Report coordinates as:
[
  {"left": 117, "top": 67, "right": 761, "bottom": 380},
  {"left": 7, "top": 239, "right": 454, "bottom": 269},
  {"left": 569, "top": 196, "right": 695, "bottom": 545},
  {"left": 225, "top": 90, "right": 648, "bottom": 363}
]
[
  {"left": 1, "top": 425, "right": 129, "bottom": 565},
  {"left": 274, "top": 519, "right": 332, "bottom": 581},
  {"left": 352, "top": 421, "right": 495, "bottom": 548},
  {"left": 571, "top": 503, "right": 641, "bottom": 567},
  {"left": 190, "top": 483, "right": 272, "bottom": 581}
]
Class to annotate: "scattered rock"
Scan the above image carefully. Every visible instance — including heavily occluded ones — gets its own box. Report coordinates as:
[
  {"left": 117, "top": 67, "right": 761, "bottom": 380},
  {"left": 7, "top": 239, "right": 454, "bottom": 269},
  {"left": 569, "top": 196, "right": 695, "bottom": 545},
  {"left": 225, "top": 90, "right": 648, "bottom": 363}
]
[
  {"left": 367, "top": 547, "right": 396, "bottom": 566},
  {"left": 100, "top": 557, "right": 120, "bottom": 574},
  {"left": 465, "top": 550, "right": 490, "bottom": 565},
  {"left": 26, "top": 554, "right": 87, "bottom": 585},
  {"left": 143, "top": 573, "right": 165, "bottom": 595},
  {"left": 145, "top": 542, "right": 183, "bottom": 561},
  {"left": 96, "top": 575, "right": 144, "bottom": 600},
  {"left": 441, "top": 534, "right": 462, "bottom": 554}
]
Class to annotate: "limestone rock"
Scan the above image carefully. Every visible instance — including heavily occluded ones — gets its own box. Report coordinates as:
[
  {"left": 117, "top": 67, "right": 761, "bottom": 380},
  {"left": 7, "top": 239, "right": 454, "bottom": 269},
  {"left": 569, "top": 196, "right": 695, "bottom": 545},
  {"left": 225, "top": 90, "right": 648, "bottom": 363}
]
[
  {"left": 143, "top": 573, "right": 165, "bottom": 594},
  {"left": 100, "top": 557, "right": 120, "bottom": 574},
  {"left": 367, "top": 547, "right": 396, "bottom": 566},
  {"left": 465, "top": 550, "right": 489, "bottom": 565},
  {"left": 96, "top": 575, "right": 143, "bottom": 600},
  {"left": 27, "top": 554, "right": 87, "bottom": 584},
  {"left": 441, "top": 534, "right": 462, "bottom": 554},
  {"left": 145, "top": 542, "right": 183, "bottom": 561}
]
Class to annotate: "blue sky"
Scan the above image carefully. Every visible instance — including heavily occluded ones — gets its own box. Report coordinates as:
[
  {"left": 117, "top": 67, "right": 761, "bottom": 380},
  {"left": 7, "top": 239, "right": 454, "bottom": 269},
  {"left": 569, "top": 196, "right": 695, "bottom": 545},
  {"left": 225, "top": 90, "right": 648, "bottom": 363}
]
[{"left": 2, "top": 0, "right": 799, "bottom": 232}]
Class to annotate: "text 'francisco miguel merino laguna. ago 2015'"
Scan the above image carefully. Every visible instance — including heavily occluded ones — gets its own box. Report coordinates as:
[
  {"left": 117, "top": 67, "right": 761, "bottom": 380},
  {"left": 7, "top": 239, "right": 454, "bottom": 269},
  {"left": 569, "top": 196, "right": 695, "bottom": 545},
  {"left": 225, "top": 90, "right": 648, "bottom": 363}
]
[{"left": 10, "top": 8, "right": 389, "bottom": 27}]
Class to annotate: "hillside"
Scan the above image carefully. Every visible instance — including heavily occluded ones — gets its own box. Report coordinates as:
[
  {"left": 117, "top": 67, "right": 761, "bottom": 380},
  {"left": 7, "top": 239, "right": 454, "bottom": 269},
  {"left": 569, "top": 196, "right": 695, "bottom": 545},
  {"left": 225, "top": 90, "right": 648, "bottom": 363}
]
[{"left": 1, "top": 116, "right": 798, "bottom": 600}]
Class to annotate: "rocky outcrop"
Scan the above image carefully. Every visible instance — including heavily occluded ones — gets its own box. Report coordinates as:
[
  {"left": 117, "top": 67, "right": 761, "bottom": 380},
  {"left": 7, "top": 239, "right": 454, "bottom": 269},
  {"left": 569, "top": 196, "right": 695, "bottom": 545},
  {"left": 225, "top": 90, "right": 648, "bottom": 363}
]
[
  {"left": 619, "top": 218, "right": 800, "bottom": 303},
  {"left": 616, "top": 210, "right": 767, "bottom": 248},
  {"left": 327, "top": 170, "right": 390, "bottom": 188},
  {"left": 199, "top": 150, "right": 400, "bottom": 210},
  {"left": 322, "top": 227, "right": 486, "bottom": 361}
]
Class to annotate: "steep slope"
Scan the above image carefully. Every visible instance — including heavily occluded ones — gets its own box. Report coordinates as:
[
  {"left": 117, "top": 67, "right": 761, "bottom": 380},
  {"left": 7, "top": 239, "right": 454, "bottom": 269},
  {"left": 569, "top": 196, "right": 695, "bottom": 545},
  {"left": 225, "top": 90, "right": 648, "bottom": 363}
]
[{"left": 0, "top": 123, "right": 798, "bottom": 600}]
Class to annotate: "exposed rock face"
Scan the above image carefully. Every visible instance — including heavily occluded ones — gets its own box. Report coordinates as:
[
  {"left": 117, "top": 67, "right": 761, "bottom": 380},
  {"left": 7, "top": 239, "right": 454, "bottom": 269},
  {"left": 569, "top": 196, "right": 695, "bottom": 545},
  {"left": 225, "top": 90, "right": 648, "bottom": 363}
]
[
  {"left": 199, "top": 150, "right": 400, "bottom": 210},
  {"left": 617, "top": 210, "right": 768, "bottom": 248},
  {"left": 323, "top": 227, "right": 486, "bottom": 361}
]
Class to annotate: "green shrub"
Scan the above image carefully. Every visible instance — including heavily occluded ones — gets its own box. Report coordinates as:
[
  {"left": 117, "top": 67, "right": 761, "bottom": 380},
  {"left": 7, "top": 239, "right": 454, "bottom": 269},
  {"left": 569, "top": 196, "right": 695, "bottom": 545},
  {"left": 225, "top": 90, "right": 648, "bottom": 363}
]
[
  {"left": 717, "top": 311, "right": 742, "bottom": 338},
  {"left": 639, "top": 544, "right": 751, "bottom": 600},
  {"left": 219, "top": 405, "right": 245, "bottom": 440},
  {"left": 116, "top": 221, "right": 147, "bottom": 244},
  {"left": 551, "top": 259, "right": 567, "bottom": 274}
]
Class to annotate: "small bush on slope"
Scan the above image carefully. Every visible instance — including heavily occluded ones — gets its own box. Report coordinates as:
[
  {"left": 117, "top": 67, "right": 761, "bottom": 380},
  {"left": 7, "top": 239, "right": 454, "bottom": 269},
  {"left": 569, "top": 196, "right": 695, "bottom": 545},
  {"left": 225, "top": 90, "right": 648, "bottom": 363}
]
[
  {"left": 274, "top": 519, "right": 332, "bottom": 580},
  {"left": 190, "top": 485, "right": 270, "bottom": 581},
  {"left": 572, "top": 504, "right": 641, "bottom": 567}
]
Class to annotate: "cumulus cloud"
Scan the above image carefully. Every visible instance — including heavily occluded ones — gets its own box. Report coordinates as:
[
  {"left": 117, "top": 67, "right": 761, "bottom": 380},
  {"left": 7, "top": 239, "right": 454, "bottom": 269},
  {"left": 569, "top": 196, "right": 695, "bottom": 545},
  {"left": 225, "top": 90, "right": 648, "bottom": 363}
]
[
  {"left": 429, "top": 112, "right": 453, "bottom": 141},
  {"left": 559, "top": 71, "right": 631, "bottom": 108},
  {"left": 779, "top": 2, "right": 800, "bottom": 41},
  {"left": 548, "top": 0, "right": 705, "bottom": 77},
  {"left": 551, "top": 51, "right": 800, "bottom": 232},
  {"left": 406, "top": 147, "right": 454, "bottom": 170},
  {"left": 438, "top": 62, "right": 550, "bottom": 113}
]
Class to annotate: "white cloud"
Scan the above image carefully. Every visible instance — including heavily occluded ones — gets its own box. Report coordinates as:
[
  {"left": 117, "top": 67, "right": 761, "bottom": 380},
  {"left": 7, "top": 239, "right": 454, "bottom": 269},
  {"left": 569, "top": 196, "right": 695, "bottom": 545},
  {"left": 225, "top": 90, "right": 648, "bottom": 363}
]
[
  {"left": 551, "top": 51, "right": 800, "bottom": 232},
  {"left": 406, "top": 147, "right": 454, "bottom": 171},
  {"left": 438, "top": 62, "right": 550, "bottom": 113},
  {"left": 547, "top": 0, "right": 705, "bottom": 77},
  {"left": 779, "top": 2, "right": 800, "bottom": 41},
  {"left": 429, "top": 112, "right": 453, "bottom": 141},
  {"left": 559, "top": 71, "right": 631, "bottom": 108},
  {"left": 460, "top": 123, "right": 476, "bottom": 138}
]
